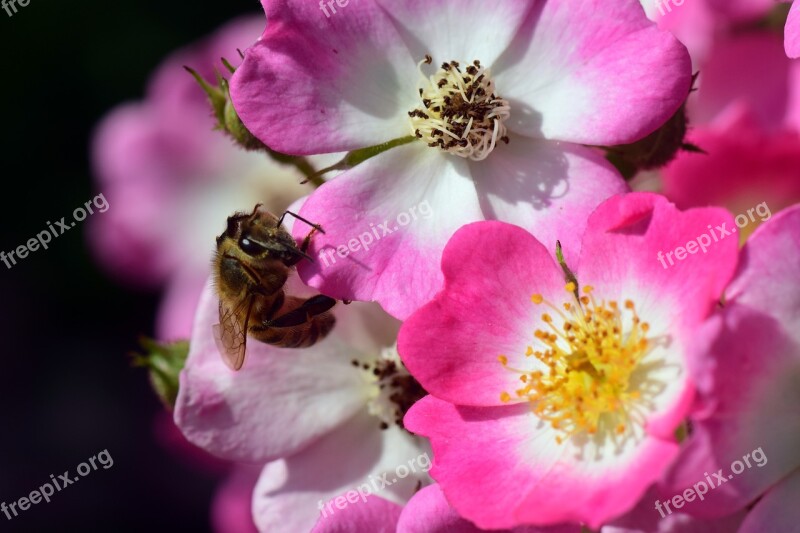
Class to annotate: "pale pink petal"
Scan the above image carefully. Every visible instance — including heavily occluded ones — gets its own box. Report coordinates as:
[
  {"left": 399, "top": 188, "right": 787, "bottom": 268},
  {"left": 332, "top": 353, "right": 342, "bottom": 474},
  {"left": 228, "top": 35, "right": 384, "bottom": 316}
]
[
  {"left": 469, "top": 137, "right": 628, "bottom": 262},
  {"left": 253, "top": 410, "right": 429, "bottom": 533},
  {"left": 739, "top": 468, "right": 800, "bottom": 533},
  {"left": 602, "top": 487, "right": 746, "bottom": 532},
  {"left": 231, "top": 0, "right": 416, "bottom": 155},
  {"left": 294, "top": 143, "right": 483, "bottom": 320},
  {"left": 174, "top": 280, "right": 380, "bottom": 463},
  {"left": 787, "top": 0, "right": 800, "bottom": 58},
  {"left": 156, "top": 265, "right": 209, "bottom": 341},
  {"left": 493, "top": 0, "right": 692, "bottom": 145},
  {"left": 727, "top": 204, "right": 800, "bottom": 341},
  {"left": 663, "top": 304, "right": 800, "bottom": 516},
  {"left": 398, "top": 222, "right": 566, "bottom": 407},
  {"left": 376, "top": 0, "right": 535, "bottom": 67},
  {"left": 664, "top": 207, "right": 800, "bottom": 515},
  {"left": 405, "top": 396, "right": 680, "bottom": 530},
  {"left": 311, "top": 494, "right": 401, "bottom": 533}
]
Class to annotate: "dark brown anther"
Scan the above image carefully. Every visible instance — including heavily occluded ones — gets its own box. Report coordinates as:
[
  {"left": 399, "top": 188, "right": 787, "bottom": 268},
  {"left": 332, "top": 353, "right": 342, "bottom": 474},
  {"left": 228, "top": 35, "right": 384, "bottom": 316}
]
[{"left": 424, "top": 54, "right": 432, "bottom": 64}]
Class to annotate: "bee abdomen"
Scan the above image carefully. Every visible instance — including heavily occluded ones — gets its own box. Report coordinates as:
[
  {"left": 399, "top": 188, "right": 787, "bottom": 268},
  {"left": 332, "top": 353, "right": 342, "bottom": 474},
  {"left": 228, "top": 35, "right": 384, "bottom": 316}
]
[{"left": 257, "top": 313, "right": 336, "bottom": 349}]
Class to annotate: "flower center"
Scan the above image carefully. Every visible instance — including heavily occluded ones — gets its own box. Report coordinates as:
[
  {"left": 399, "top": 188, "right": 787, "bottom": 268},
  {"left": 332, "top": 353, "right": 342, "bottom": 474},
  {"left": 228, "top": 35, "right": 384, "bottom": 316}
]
[
  {"left": 499, "top": 283, "right": 653, "bottom": 445},
  {"left": 353, "top": 345, "right": 426, "bottom": 431},
  {"left": 408, "top": 56, "right": 510, "bottom": 161}
]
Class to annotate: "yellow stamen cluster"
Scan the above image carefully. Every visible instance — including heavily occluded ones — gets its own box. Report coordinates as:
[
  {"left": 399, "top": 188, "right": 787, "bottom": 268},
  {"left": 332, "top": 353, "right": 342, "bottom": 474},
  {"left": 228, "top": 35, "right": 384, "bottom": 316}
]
[
  {"left": 499, "top": 283, "right": 652, "bottom": 445},
  {"left": 409, "top": 56, "right": 510, "bottom": 161}
]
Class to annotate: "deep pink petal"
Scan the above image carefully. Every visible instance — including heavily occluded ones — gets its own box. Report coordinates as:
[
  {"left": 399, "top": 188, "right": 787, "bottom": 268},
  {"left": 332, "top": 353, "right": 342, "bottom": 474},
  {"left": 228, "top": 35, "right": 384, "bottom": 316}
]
[
  {"left": 578, "top": 192, "right": 738, "bottom": 337},
  {"left": 661, "top": 115, "right": 800, "bottom": 213},
  {"left": 405, "top": 396, "right": 680, "bottom": 529},
  {"left": 690, "top": 33, "right": 795, "bottom": 131},
  {"left": 211, "top": 466, "right": 261, "bottom": 533},
  {"left": 398, "top": 221, "right": 565, "bottom": 406},
  {"left": 494, "top": 0, "right": 692, "bottom": 145}
]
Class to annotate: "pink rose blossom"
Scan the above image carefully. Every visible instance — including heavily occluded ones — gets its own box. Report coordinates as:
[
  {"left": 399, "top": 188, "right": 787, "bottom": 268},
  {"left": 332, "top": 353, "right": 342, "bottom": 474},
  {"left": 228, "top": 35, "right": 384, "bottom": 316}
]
[
  {"left": 399, "top": 193, "right": 738, "bottom": 529},
  {"left": 230, "top": 0, "right": 692, "bottom": 319}
]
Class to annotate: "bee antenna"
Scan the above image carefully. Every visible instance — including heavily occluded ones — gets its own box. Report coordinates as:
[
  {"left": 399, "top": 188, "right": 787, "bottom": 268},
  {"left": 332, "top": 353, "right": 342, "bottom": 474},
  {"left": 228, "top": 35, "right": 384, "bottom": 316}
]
[{"left": 249, "top": 203, "right": 264, "bottom": 219}]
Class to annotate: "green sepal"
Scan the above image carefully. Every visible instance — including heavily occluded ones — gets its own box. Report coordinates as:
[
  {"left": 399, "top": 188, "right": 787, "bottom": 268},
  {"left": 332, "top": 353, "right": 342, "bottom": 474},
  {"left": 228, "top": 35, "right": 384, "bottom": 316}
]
[{"left": 131, "top": 338, "right": 190, "bottom": 411}]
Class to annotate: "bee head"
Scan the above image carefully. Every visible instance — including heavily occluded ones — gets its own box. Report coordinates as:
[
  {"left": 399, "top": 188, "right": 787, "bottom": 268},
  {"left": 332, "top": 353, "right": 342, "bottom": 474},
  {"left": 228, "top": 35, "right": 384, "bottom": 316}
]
[{"left": 217, "top": 205, "right": 310, "bottom": 265}]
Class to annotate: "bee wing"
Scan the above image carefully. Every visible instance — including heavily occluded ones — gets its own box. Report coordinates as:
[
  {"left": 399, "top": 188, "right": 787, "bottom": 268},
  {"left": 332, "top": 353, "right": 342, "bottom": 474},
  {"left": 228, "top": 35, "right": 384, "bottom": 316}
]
[{"left": 213, "top": 296, "right": 253, "bottom": 371}]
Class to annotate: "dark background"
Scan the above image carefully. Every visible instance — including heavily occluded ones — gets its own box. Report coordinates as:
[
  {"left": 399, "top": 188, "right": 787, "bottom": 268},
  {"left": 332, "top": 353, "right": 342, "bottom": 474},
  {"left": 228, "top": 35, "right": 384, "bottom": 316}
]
[{"left": 0, "top": 1, "right": 259, "bottom": 530}]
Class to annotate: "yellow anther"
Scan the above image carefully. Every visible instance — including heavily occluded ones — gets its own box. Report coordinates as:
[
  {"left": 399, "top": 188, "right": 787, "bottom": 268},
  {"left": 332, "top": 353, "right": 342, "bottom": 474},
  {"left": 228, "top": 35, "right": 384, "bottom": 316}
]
[{"left": 499, "top": 282, "right": 652, "bottom": 445}]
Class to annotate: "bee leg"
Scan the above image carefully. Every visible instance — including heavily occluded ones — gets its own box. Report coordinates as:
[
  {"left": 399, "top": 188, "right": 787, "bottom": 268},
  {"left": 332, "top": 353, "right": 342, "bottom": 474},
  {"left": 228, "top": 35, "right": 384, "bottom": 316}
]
[
  {"left": 264, "top": 295, "right": 337, "bottom": 328},
  {"left": 277, "top": 210, "right": 325, "bottom": 235},
  {"left": 298, "top": 227, "right": 317, "bottom": 255}
]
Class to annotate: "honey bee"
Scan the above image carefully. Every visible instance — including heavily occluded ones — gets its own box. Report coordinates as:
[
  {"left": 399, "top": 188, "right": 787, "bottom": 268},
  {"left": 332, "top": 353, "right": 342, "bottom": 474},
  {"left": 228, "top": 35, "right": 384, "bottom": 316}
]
[{"left": 212, "top": 204, "right": 337, "bottom": 370}]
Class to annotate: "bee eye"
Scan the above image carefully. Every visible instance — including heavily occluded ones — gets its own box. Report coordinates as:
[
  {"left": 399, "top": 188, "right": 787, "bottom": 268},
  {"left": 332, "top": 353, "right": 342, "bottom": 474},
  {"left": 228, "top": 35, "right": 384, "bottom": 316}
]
[{"left": 239, "top": 238, "right": 266, "bottom": 256}]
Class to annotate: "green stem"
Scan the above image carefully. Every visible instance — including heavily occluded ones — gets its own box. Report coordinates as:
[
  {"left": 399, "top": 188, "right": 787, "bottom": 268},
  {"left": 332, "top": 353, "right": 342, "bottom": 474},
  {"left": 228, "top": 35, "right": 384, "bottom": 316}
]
[
  {"left": 301, "top": 136, "right": 417, "bottom": 186},
  {"left": 265, "top": 149, "right": 324, "bottom": 188}
]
